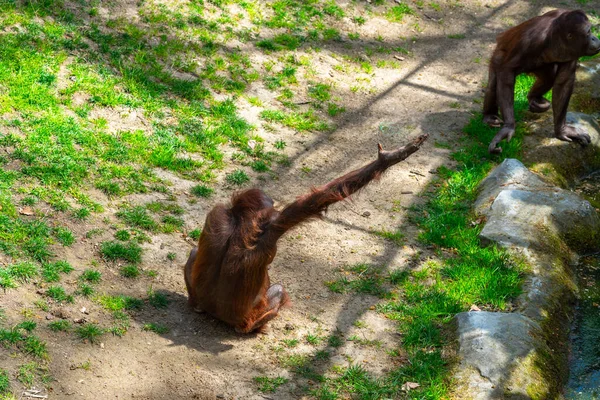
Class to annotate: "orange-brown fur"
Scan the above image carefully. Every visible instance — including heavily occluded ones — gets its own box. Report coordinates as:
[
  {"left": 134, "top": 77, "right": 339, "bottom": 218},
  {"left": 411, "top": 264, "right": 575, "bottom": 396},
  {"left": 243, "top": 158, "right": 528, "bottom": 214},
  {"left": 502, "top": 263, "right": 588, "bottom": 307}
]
[{"left": 185, "top": 135, "right": 428, "bottom": 333}]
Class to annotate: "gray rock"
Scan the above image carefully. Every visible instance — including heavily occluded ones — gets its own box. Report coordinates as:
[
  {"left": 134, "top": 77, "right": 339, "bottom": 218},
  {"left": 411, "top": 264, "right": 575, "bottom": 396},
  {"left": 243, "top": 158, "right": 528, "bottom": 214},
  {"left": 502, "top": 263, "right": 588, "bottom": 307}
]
[
  {"left": 477, "top": 159, "right": 600, "bottom": 253},
  {"left": 474, "top": 158, "right": 553, "bottom": 215},
  {"left": 453, "top": 312, "right": 551, "bottom": 399}
]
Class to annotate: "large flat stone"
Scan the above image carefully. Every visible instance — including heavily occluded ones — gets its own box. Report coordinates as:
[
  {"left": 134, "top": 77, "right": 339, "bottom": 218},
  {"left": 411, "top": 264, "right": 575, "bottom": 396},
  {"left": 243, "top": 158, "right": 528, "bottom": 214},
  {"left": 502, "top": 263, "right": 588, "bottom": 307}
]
[
  {"left": 477, "top": 159, "right": 600, "bottom": 253},
  {"left": 453, "top": 311, "right": 551, "bottom": 399}
]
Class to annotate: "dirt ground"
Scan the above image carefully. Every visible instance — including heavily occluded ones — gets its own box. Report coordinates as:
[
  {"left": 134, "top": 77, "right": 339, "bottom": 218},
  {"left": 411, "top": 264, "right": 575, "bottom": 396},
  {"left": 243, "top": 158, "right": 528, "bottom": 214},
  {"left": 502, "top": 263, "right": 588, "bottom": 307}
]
[{"left": 1, "top": 0, "right": 595, "bottom": 398}]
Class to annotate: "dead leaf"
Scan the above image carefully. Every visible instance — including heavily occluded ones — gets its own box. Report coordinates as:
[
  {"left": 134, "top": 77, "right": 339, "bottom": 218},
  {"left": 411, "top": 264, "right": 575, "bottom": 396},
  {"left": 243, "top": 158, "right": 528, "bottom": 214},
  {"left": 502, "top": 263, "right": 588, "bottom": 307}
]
[
  {"left": 19, "top": 206, "right": 34, "bottom": 216},
  {"left": 401, "top": 382, "right": 420, "bottom": 391},
  {"left": 469, "top": 304, "right": 481, "bottom": 312}
]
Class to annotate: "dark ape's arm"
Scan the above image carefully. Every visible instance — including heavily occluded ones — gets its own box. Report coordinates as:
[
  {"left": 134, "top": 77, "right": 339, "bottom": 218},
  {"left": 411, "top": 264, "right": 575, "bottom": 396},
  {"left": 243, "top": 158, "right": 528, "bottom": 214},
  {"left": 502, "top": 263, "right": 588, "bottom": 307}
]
[
  {"left": 264, "top": 134, "right": 428, "bottom": 241},
  {"left": 488, "top": 69, "right": 516, "bottom": 154},
  {"left": 552, "top": 61, "right": 591, "bottom": 144}
]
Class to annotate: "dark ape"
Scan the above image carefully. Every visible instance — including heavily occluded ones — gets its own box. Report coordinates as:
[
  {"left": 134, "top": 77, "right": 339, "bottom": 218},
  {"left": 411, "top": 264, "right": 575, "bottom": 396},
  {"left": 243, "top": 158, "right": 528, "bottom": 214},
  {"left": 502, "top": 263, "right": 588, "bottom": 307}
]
[
  {"left": 184, "top": 134, "right": 428, "bottom": 333},
  {"left": 483, "top": 9, "right": 600, "bottom": 154}
]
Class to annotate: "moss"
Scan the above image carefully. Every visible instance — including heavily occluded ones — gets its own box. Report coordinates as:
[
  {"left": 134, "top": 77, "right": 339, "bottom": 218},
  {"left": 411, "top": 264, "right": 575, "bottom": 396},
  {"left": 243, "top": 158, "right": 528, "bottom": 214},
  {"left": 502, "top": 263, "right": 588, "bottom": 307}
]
[
  {"left": 523, "top": 352, "right": 552, "bottom": 399},
  {"left": 563, "top": 223, "right": 600, "bottom": 254},
  {"left": 571, "top": 92, "right": 600, "bottom": 115},
  {"left": 528, "top": 163, "right": 569, "bottom": 188}
]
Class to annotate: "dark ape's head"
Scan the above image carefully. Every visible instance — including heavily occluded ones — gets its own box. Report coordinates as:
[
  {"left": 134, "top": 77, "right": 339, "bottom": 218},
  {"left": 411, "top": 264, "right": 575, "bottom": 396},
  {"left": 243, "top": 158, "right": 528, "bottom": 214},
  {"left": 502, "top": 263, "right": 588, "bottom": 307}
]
[
  {"left": 231, "top": 189, "right": 275, "bottom": 215},
  {"left": 230, "top": 189, "right": 276, "bottom": 249},
  {"left": 561, "top": 10, "right": 600, "bottom": 57}
]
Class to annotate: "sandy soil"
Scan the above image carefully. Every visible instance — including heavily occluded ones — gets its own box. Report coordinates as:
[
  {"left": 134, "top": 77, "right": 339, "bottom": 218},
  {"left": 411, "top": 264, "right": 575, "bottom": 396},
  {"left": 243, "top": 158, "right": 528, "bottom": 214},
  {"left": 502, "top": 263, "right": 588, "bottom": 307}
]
[{"left": 1, "top": 0, "right": 593, "bottom": 398}]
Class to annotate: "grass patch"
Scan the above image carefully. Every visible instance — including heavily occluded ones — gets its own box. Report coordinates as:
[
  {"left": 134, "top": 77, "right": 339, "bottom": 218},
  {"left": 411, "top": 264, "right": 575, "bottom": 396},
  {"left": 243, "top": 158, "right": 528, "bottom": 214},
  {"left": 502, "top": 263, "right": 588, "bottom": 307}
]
[
  {"left": 325, "top": 263, "right": 389, "bottom": 297},
  {"left": 386, "top": 4, "right": 415, "bottom": 22},
  {"left": 161, "top": 215, "right": 184, "bottom": 233},
  {"left": 225, "top": 170, "right": 250, "bottom": 186},
  {"left": 100, "top": 240, "right": 142, "bottom": 264},
  {"left": 97, "top": 295, "right": 143, "bottom": 311},
  {"left": 374, "top": 229, "right": 405, "bottom": 245},
  {"left": 147, "top": 288, "right": 169, "bottom": 309},
  {"left": 282, "top": 338, "right": 299, "bottom": 348},
  {"left": 142, "top": 323, "right": 169, "bottom": 334},
  {"left": 54, "top": 227, "right": 75, "bottom": 246},
  {"left": 119, "top": 265, "right": 140, "bottom": 278},
  {"left": 7, "top": 262, "right": 38, "bottom": 282},
  {"left": 0, "top": 269, "right": 17, "bottom": 290},
  {"left": 0, "top": 325, "right": 48, "bottom": 360},
  {"left": 117, "top": 206, "right": 157, "bottom": 231},
  {"left": 254, "top": 376, "right": 289, "bottom": 393},
  {"left": 260, "top": 109, "right": 329, "bottom": 132},
  {"left": 0, "top": 370, "right": 8, "bottom": 395},
  {"left": 191, "top": 185, "right": 214, "bottom": 198},
  {"left": 17, "top": 362, "right": 39, "bottom": 386},
  {"left": 80, "top": 269, "right": 101, "bottom": 283},
  {"left": 45, "top": 286, "right": 74, "bottom": 303},
  {"left": 48, "top": 320, "right": 71, "bottom": 332},
  {"left": 41, "top": 260, "right": 73, "bottom": 282},
  {"left": 115, "top": 229, "right": 131, "bottom": 241},
  {"left": 76, "top": 323, "right": 104, "bottom": 344},
  {"left": 188, "top": 229, "right": 202, "bottom": 241}
]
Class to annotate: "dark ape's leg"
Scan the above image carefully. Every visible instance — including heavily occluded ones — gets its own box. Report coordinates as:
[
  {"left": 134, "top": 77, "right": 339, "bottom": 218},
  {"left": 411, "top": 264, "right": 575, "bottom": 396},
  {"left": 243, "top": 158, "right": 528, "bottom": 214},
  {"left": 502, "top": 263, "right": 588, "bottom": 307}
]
[
  {"left": 184, "top": 247, "right": 199, "bottom": 308},
  {"left": 483, "top": 65, "right": 502, "bottom": 127},
  {"left": 528, "top": 65, "right": 556, "bottom": 113},
  {"left": 236, "top": 284, "right": 288, "bottom": 333},
  {"left": 488, "top": 69, "right": 516, "bottom": 154},
  {"left": 553, "top": 61, "right": 591, "bottom": 145}
]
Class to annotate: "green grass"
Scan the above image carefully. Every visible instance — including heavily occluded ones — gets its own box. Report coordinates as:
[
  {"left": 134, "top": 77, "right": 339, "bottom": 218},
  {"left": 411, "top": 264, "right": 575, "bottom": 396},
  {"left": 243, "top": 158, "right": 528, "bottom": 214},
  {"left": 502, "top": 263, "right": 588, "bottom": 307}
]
[
  {"left": 191, "top": 185, "right": 214, "bottom": 198},
  {"left": 45, "top": 286, "right": 74, "bottom": 303},
  {"left": 260, "top": 109, "right": 329, "bottom": 132},
  {"left": 328, "top": 335, "right": 343, "bottom": 348},
  {"left": 115, "top": 229, "right": 131, "bottom": 241},
  {"left": 80, "top": 269, "right": 101, "bottom": 283},
  {"left": 254, "top": 376, "right": 289, "bottom": 393},
  {"left": 0, "top": 326, "right": 48, "bottom": 360},
  {"left": 100, "top": 240, "right": 142, "bottom": 264},
  {"left": 325, "top": 263, "right": 389, "bottom": 297},
  {"left": 54, "top": 227, "right": 75, "bottom": 246},
  {"left": 97, "top": 294, "right": 143, "bottom": 311},
  {"left": 147, "top": 288, "right": 169, "bottom": 309},
  {"left": 225, "top": 169, "right": 250, "bottom": 186},
  {"left": 120, "top": 265, "right": 140, "bottom": 278},
  {"left": 0, "top": 269, "right": 17, "bottom": 290},
  {"left": 17, "top": 362, "right": 38, "bottom": 386},
  {"left": 41, "top": 260, "right": 73, "bottom": 282},
  {"left": 117, "top": 206, "right": 158, "bottom": 231},
  {"left": 0, "top": 370, "right": 9, "bottom": 395},
  {"left": 48, "top": 320, "right": 71, "bottom": 332},
  {"left": 161, "top": 215, "right": 184, "bottom": 233},
  {"left": 308, "top": 83, "right": 331, "bottom": 103},
  {"left": 188, "top": 229, "right": 202, "bottom": 241},
  {"left": 306, "top": 333, "right": 323, "bottom": 345},
  {"left": 16, "top": 321, "right": 36, "bottom": 332},
  {"left": 142, "top": 323, "right": 169, "bottom": 334},
  {"left": 374, "top": 229, "right": 405, "bottom": 245},
  {"left": 76, "top": 323, "right": 104, "bottom": 344},
  {"left": 77, "top": 283, "right": 94, "bottom": 297},
  {"left": 7, "top": 261, "right": 38, "bottom": 282},
  {"left": 282, "top": 338, "right": 299, "bottom": 348},
  {"left": 386, "top": 4, "right": 415, "bottom": 22}
]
